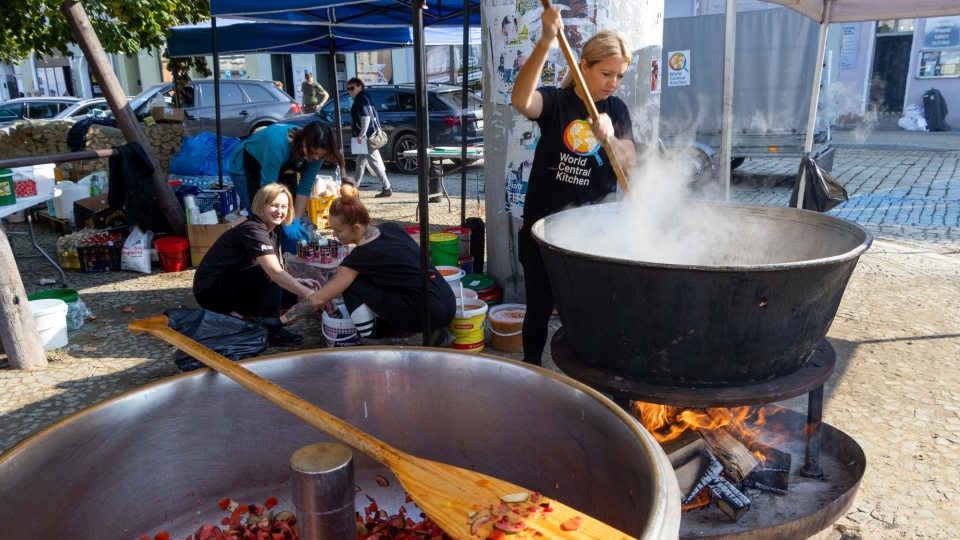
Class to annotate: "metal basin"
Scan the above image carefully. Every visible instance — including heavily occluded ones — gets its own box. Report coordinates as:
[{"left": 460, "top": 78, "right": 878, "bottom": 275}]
[
  {"left": 0, "top": 348, "right": 680, "bottom": 539},
  {"left": 533, "top": 201, "right": 871, "bottom": 387}
]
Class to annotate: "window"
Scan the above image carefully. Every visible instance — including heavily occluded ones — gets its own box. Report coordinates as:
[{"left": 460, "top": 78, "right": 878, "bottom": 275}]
[
  {"left": 369, "top": 90, "right": 398, "bottom": 112},
  {"left": 397, "top": 92, "right": 416, "bottom": 111},
  {"left": 399, "top": 91, "right": 443, "bottom": 111},
  {"left": 197, "top": 83, "right": 246, "bottom": 106},
  {"left": 446, "top": 91, "right": 482, "bottom": 111},
  {"left": 877, "top": 19, "right": 914, "bottom": 34},
  {"left": 243, "top": 84, "right": 275, "bottom": 103},
  {"left": 0, "top": 104, "right": 20, "bottom": 121},
  {"left": 27, "top": 103, "right": 56, "bottom": 119}
]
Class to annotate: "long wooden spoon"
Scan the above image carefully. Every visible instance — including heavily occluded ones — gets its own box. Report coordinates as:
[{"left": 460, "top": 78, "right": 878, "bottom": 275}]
[
  {"left": 539, "top": 0, "right": 631, "bottom": 195},
  {"left": 129, "top": 316, "right": 638, "bottom": 540}
]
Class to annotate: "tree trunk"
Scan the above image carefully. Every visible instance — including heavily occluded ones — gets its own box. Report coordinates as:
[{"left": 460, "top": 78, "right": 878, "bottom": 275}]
[
  {"left": 60, "top": 0, "right": 187, "bottom": 237},
  {"left": 0, "top": 223, "right": 48, "bottom": 370}
]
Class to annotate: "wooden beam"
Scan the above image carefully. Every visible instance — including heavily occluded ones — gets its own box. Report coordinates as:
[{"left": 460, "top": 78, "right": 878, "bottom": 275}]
[
  {"left": 59, "top": 1, "right": 186, "bottom": 237},
  {"left": 0, "top": 222, "right": 47, "bottom": 370}
]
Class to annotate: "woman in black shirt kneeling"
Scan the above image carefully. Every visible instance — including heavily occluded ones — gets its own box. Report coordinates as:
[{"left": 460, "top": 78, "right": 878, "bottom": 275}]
[{"left": 277, "top": 196, "right": 456, "bottom": 342}]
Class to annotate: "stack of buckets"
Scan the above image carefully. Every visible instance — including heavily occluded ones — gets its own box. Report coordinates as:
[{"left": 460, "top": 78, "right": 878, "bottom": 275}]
[
  {"left": 461, "top": 273, "right": 503, "bottom": 307},
  {"left": 154, "top": 236, "right": 190, "bottom": 272},
  {"left": 442, "top": 227, "right": 474, "bottom": 273}
]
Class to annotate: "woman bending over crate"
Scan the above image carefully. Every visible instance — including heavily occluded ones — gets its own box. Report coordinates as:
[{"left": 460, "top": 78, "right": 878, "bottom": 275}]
[
  {"left": 193, "top": 183, "right": 322, "bottom": 347},
  {"left": 275, "top": 195, "right": 456, "bottom": 345}
]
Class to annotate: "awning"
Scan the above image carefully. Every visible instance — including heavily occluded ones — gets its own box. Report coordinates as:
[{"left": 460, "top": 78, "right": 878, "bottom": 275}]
[
  {"left": 764, "top": 0, "right": 960, "bottom": 23},
  {"left": 208, "top": 0, "right": 481, "bottom": 27}
]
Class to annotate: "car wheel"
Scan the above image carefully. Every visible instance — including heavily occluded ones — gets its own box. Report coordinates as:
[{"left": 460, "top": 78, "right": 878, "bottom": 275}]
[
  {"left": 248, "top": 122, "right": 273, "bottom": 138},
  {"left": 392, "top": 133, "right": 418, "bottom": 175},
  {"left": 674, "top": 147, "right": 715, "bottom": 188},
  {"left": 730, "top": 157, "right": 746, "bottom": 170}
]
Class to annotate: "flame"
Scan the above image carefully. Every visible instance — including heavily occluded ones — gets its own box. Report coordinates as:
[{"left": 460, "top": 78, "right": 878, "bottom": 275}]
[
  {"left": 681, "top": 488, "right": 710, "bottom": 513},
  {"left": 631, "top": 403, "right": 756, "bottom": 443}
]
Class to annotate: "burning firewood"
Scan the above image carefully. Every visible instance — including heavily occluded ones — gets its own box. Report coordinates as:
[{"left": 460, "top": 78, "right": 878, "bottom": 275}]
[
  {"left": 696, "top": 427, "right": 761, "bottom": 483},
  {"left": 709, "top": 477, "right": 751, "bottom": 522},
  {"left": 665, "top": 432, "right": 706, "bottom": 469},
  {"left": 742, "top": 442, "right": 792, "bottom": 495},
  {"left": 678, "top": 449, "right": 723, "bottom": 505}
]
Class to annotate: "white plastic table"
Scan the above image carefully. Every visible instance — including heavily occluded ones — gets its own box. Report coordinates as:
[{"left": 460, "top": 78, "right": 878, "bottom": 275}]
[{"left": 0, "top": 192, "right": 68, "bottom": 287}]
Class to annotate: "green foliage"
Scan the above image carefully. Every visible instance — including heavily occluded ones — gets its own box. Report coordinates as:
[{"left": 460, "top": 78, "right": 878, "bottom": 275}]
[{"left": 0, "top": 1, "right": 209, "bottom": 63}]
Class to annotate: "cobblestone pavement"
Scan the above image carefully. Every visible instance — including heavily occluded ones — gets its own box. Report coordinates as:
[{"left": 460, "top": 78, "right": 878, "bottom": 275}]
[{"left": 2, "top": 137, "right": 959, "bottom": 539}]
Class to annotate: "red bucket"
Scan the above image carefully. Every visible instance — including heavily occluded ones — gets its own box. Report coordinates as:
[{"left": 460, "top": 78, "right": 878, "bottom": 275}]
[
  {"left": 154, "top": 236, "right": 190, "bottom": 272},
  {"left": 403, "top": 226, "right": 421, "bottom": 245}
]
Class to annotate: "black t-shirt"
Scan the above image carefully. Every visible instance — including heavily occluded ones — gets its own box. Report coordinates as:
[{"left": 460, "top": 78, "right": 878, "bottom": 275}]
[
  {"left": 523, "top": 86, "right": 633, "bottom": 225},
  {"left": 193, "top": 215, "right": 279, "bottom": 294},
  {"left": 341, "top": 222, "right": 455, "bottom": 323}
]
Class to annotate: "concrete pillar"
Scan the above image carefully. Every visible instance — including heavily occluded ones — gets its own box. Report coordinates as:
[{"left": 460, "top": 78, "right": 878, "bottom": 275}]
[{"left": 482, "top": 0, "right": 665, "bottom": 302}]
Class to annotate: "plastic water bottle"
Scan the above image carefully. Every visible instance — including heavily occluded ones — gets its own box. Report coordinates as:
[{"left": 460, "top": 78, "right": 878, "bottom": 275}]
[{"left": 334, "top": 165, "right": 341, "bottom": 186}]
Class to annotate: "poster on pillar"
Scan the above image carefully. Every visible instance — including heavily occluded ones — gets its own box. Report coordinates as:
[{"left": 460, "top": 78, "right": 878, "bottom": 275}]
[{"left": 504, "top": 117, "right": 540, "bottom": 220}]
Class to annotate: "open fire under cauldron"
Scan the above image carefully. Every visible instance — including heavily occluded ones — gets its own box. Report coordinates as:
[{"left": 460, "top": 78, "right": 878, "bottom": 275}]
[{"left": 536, "top": 201, "right": 871, "bottom": 539}]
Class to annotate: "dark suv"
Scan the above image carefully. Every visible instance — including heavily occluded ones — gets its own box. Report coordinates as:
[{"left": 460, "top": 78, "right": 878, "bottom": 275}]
[
  {"left": 129, "top": 79, "right": 301, "bottom": 139},
  {"left": 280, "top": 84, "right": 483, "bottom": 174}
]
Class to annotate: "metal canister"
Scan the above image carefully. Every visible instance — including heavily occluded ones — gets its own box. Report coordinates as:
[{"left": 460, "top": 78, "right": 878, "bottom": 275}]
[{"left": 319, "top": 246, "right": 333, "bottom": 265}]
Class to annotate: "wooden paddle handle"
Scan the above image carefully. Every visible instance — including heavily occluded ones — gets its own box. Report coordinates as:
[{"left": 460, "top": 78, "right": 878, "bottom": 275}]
[
  {"left": 539, "top": 0, "right": 631, "bottom": 194},
  {"left": 128, "top": 316, "right": 405, "bottom": 468}
]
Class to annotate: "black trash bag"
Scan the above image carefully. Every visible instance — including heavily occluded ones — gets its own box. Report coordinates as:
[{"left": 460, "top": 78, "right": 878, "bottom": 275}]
[
  {"left": 465, "top": 217, "right": 485, "bottom": 273},
  {"left": 164, "top": 308, "right": 269, "bottom": 373},
  {"left": 789, "top": 154, "right": 848, "bottom": 213}
]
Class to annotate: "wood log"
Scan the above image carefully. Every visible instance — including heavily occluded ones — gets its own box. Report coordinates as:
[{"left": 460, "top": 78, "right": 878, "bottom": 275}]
[
  {"left": 0, "top": 223, "right": 48, "bottom": 370},
  {"left": 680, "top": 449, "right": 723, "bottom": 505},
  {"left": 696, "top": 427, "right": 760, "bottom": 483},
  {"left": 666, "top": 433, "right": 706, "bottom": 469},
  {"left": 709, "top": 477, "right": 751, "bottom": 522},
  {"left": 742, "top": 441, "right": 792, "bottom": 495}
]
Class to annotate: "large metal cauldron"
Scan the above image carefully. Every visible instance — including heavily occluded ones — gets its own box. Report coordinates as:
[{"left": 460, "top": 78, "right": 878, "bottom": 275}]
[
  {"left": 533, "top": 201, "right": 871, "bottom": 387},
  {"left": 0, "top": 348, "right": 680, "bottom": 539}
]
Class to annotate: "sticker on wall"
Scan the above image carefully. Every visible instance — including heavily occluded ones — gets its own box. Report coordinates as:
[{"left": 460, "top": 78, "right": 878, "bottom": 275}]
[
  {"left": 650, "top": 58, "right": 661, "bottom": 94},
  {"left": 667, "top": 50, "right": 690, "bottom": 87},
  {"left": 499, "top": 13, "right": 524, "bottom": 46}
]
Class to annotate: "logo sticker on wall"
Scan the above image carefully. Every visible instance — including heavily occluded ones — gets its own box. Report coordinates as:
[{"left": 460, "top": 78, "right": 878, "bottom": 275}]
[{"left": 667, "top": 50, "right": 690, "bottom": 87}]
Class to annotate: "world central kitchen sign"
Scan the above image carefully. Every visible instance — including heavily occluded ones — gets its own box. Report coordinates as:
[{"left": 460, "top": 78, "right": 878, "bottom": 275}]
[{"left": 924, "top": 16, "right": 960, "bottom": 49}]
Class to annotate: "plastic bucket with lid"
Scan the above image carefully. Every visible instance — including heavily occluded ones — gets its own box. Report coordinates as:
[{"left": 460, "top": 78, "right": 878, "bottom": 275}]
[
  {"left": 154, "top": 236, "right": 190, "bottom": 272},
  {"left": 429, "top": 233, "right": 459, "bottom": 267},
  {"left": 403, "top": 226, "right": 420, "bottom": 245},
  {"left": 489, "top": 304, "right": 526, "bottom": 353},
  {"left": 448, "top": 298, "right": 488, "bottom": 352},
  {"left": 28, "top": 299, "right": 69, "bottom": 350},
  {"left": 442, "top": 227, "right": 471, "bottom": 258},
  {"left": 453, "top": 288, "right": 478, "bottom": 301},
  {"left": 458, "top": 255, "right": 474, "bottom": 274},
  {"left": 0, "top": 169, "right": 16, "bottom": 207},
  {"left": 28, "top": 289, "right": 82, "bottom": 331},
  {"left": 436, "top": 265, "right": 465, "bottom": 289},
  {"left": 321, "top": 311, "right": 362, "bottom": 348}
]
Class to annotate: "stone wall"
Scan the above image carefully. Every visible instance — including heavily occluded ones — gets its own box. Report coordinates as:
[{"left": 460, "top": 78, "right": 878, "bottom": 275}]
[{"left": 0, "top": 119, "right": 185, "bottom": 179}]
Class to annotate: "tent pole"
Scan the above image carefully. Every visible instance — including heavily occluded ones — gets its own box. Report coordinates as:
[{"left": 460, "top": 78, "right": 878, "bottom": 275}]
[
  {"left": 212, "top": 17, "right": 224, "bottom": 186},
  {"left": 329, "top": 39, "right": 344, "bottom": 152},
  {"left": 719, "top": 0, "right": 736, "bottom": 202},
  {"left": 796, "top": 0, "right": 833, "bottom": 208},
  {"left": 413, "top": 0, "right": 432, "bottom": 345},
  {"left": 460, "top": 1, "right": 470, "bottom": 226}
]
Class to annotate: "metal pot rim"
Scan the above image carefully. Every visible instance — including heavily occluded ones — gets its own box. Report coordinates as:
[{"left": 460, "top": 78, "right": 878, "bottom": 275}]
[{"left": 531, "top": 201, "right": 873, "bottom": 272}]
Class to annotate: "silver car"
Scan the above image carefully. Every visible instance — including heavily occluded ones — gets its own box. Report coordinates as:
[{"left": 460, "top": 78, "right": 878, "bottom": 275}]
[
  {"left": 0, "top": 97, "right": 81, "bottom": 125},
  {"left": 129, "top": 79, "right": 301, "bottom": 138},
  {"left": 53, "top": 98, "right": 135, "bottom": 120}
]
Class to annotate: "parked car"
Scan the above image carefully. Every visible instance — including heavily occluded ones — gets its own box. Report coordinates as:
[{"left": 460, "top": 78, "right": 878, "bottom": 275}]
[
  {"left": 279, "top": 84, "right": 483, "bottom": 175},
  {"left": 128, "top": 79, "right": 301, "bottom": 139},
  {"left": 53, "top": 97, "right": 134, "bottom": 120},
  {"left": 0, "top": 97, "right": 81, "bottom": 125}
]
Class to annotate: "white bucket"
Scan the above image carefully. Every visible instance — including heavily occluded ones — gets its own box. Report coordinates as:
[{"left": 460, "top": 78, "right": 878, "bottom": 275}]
[
  {"left": 5, "top": 209, "right": 26, "bottom": 223},
  {"left": 437, "top": 266, "right": 465, "bottom": 289},
  {"left": 54, "top": 182, "right": 88, "bottom": 219},
  {"left": 453, "top": 288, "right": 478, "bottom": 301},
  {"left": 34, "top": 164, "right": 56, "bottom": 196},
  {"left": 321, "top": 311, "right": 362, "bottom": 347},
  {"left": 28, "top": 299, "right": 69, "bottom": 350}
]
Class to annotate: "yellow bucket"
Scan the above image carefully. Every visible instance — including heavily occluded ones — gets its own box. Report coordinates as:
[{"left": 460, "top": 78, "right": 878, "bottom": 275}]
[{"left": 448, "top": 298, "right": 488, "bottom": 352}]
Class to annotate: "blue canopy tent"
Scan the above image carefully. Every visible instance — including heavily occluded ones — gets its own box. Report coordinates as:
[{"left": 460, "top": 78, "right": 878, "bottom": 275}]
[{"left": 179, "top": 0, "right": 480, "bottom": 342}]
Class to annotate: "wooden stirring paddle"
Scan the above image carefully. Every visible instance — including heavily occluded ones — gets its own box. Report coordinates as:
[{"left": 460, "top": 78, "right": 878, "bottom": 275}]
[
  {"left": 129, "top": 316, "right": 638, "bottom": 540},
  {"left": 539, "top": 0, "right": 632, "bottom": 195}
]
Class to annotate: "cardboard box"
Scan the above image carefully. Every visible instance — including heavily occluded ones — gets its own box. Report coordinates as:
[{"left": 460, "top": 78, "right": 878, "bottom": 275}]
[
  {"left": 73, "top": 195, "right": 126, "bottom": 230},
  {"left": 149, "top": 106, "right": 186, "bottom": 123},
  {"left": 186, "top": 214, "right": 246, "bottom": 266}
]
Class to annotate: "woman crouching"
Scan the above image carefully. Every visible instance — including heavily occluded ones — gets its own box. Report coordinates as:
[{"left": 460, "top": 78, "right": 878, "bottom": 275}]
[
  {"left": 278, "top": 196, "right": 456, "bottom": 343},
  {"left": 193, "top": 183, "right": 321, "bottom": 347}
]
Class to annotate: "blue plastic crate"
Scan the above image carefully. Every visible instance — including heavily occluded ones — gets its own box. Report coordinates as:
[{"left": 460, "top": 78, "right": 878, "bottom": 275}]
[{"left": 195, "top": 187, "right": 239, "bottom": 217}]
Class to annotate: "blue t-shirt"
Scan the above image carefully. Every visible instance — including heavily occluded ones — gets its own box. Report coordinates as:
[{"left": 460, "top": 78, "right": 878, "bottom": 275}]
[{"left": 228, "top": 124, "right": 323, "bottom": 197}]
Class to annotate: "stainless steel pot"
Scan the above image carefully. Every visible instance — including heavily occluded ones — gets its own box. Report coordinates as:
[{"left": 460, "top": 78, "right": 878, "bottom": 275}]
[
  {"left": 0, "top": 348, "right": 680, "bottom": 539},
  {"left": 533, "top": 201, "right": 871, "bottom": 387}
]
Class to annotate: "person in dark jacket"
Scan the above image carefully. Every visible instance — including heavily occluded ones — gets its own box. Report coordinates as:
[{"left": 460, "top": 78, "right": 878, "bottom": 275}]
[{"left": 348, "top": 78, "right": 392, "bottom": 198}]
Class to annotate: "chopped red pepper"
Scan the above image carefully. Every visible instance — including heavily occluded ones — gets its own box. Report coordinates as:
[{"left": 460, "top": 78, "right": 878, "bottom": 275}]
[
  {"left": 239, "top": 505, "right": 249, "bottom": 514},
  {"left": 154, "top": 533, "right": 170, "bottom": 540},
  {"left": 487, "top": 531, "right": 507, "bottom": 540},
  {"left": 264, "top": 497, "right": 279, "bottom": 510},
  {"left": 219, "top": 498, "right": 231, "bottom": 511}
]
